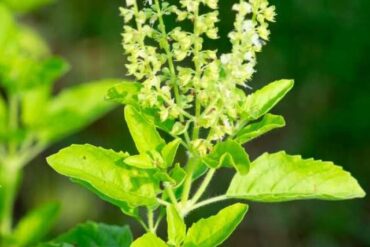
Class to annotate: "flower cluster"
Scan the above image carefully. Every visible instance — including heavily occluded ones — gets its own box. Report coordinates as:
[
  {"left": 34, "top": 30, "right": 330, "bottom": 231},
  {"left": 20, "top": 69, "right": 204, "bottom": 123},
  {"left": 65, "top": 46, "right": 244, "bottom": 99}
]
[{"left": 121, "top": 0, "right": 276, "bottom": 155}]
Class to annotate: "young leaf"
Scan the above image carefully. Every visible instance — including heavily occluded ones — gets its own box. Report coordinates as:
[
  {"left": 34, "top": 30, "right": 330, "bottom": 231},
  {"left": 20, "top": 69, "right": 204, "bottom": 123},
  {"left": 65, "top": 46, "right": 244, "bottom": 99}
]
[
  {"left": 161, "top": 139, "right": 181, "bottom": 168},
  {"left": 131, "top": 233, "right": 167, "bottom": 247},
  {"left": 40, "top": 222, "right": 132, "bottom": 247},
  {"left": 106, "top": 81, "right": 141, "bottom": 105},
  {"left": 11, "top": 202, "right": 60, "bottom": 247},
  {"left": 243, "top": 79, "right": 294, "bottom": 120},
  {"left": 124, "top": 105, "right": 165, "bottom": 154},
  {"left": 235, "top": 114, "right": 285, "bottom": 144},
  {"left": 183, "top": 203, "right": 249, "bottom": 247},
  {"left": 203, "top": 140, "right": 250, "bottom": 174},
  {"left": 169, "top": 164, "right": 186, "bottom": 188},
  {"left": 36, "top": 79, "right": 118, "bottom": 143},
  {"left": 47, "top": 144, "right": 160, "bottom": 207},
  {"left": 167, "top": 205, "right": 186, "bottom": 246},
  {"left": 227, "top": 151, "right": 366, "bottom": 202}
]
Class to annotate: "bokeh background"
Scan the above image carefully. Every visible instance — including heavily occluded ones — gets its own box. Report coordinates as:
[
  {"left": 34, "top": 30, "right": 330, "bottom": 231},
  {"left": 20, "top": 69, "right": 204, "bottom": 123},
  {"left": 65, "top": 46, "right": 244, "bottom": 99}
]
[{"left": 12, "top": 0, "right": 370, "bottom": 246}]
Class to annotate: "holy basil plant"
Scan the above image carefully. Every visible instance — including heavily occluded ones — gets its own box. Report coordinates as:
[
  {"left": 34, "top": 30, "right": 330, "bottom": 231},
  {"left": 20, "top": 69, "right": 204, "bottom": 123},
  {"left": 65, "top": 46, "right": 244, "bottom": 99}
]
[
  {"left": 0, "top": 2, "right": 118, "bottom": 246},
  {"left": 46, "top": 0, "right": 365, "bottom": 246}
]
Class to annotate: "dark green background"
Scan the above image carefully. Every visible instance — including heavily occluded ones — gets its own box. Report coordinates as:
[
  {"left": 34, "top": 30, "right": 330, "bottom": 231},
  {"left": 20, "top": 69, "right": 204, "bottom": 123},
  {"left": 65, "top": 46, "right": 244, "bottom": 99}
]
[{"left": 16, "top": 0, "right": 370, "bottom": 246}]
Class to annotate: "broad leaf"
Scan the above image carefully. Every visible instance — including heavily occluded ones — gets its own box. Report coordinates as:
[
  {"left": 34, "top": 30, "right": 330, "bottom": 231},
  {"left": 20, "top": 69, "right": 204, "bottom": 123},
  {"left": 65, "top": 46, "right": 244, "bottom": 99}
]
[
  {"left": 243, "top": 79, "right": 294, "bottom": 120},
  {"left": 106, "top": 81, "right": 141, "bottom": 105},
  {"left": 71, "top": 178, "right": 139, "bottom": 219},
  {"left": 124, "top": 105, "right": 165, "bottom": 154},
  {"left": 36, "top": 79, "right": 117, "bottom": 143},
  {"left": 183, "top": 203, "right": 248, "bottom": 247},
  {"left": 40, "top": 222, "right": 132, "bottom": 247},
  {"left": 161, "top": 139, "right": 181, "bottom": 168},
  {"left": 12, "top": 202, "right": 60, "bottom": 247},
  {"left": 131, "top": 233, "right": 167, "bottom": 247},
  {"left": 167, "top": 205, "right": 186, "bottom": 246},
  {"left": 47, "top": 144, "right": 160, "bottom": 207},
  {"left": 235, "top": 114, "right": 285, "bottom": 144},
  {"left": 204, "top": 140, "right": 250, "bottom": 174},
  {"left": 227, "top": 151, "right": 366, "bottom": 202}
]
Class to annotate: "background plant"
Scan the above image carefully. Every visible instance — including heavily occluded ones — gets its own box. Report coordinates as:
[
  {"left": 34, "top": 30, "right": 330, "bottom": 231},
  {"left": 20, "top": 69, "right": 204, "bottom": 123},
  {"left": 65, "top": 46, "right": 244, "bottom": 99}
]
[
  {"left": 0, "top": 1, "right": 119, "bottom": 246},
  {"left": 43, "top": 0, "right": 366, "bottom": 246}
]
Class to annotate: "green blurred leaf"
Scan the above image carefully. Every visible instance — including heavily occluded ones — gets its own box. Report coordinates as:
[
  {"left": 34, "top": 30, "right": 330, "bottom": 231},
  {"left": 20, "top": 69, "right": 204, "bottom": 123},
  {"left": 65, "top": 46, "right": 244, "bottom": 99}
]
[
  {"left": 106, "top": 81, "right": 141, "bottom": 105},
  {"left": 227, "top": 151, "right": 366, "bottom": 202},
  {"left": 131, "top": 233, "right": 167, "bottom": 247},
  {"left": 40, "top": 222, "right": 132, "bottom": 247},
  {"left": 183, "top": 203, "right": 248, "bottom": 247},
  {"left": 36, "top": 79, "right": 117, "bottom": 143},
  {"left": 167, "top": 205, "right": 186, "bottom": 246},
  {"left": 2, "top": 0, "right": 55, "bottom": 13},
  {"left": 235, "top": 114, "right": 285, "bottom": 144},
  {"left": 243, "top": 79, "right": 294, "bottom": 120},
  {"left": 124, "top": 105, "right": 165, "bottom": 154},
  {"left": 12, "top": 202, "right": 60, "bottom": 247},
  {"left": 47, "top": 144, "right": 160, "bottom": 207},
  {"left": 203, "top": 140, "right": 250, "bottom": 174},
  {"left": 0, "top": 96, "right": 7, "bottom": 138}
]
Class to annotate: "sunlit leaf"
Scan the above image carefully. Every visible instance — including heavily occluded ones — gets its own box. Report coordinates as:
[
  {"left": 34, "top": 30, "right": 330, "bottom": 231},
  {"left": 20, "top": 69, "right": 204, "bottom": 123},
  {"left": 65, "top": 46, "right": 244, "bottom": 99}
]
[
  {"left": 47, "top": 144, "right": 160, "bottom": 207},
  {"left": 124, "top": 105, "right": 165, "bottom": 154},
  {"left": 167, "top": 205, "right": 186, "bottom": 246},
  {"left": 235, "top": 114, "right": 285, "bottom": 144},
  {"left": 243, "top": 79, "right": 294, "bottom": 120},
  {"left": 106, "top": 81, "right": 141, "bottom": 105},
  {"left": 183, "top": 203, "right": 248, "bottom": 247},
  {"left": 227, "top": 151, "right": 366, "bottom": 202},
  {"left": 131, "top": 233, "right": 167, "bottom": 247},
  {"left": 161, "top": 139, "right": 181, "bottom": 168}
]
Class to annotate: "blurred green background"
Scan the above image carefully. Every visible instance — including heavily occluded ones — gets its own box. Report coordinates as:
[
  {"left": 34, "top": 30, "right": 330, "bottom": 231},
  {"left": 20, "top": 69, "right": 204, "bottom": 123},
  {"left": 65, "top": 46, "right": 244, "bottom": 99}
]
[{"left": 13, "top": 0, "right": 370, "bottom": 246}]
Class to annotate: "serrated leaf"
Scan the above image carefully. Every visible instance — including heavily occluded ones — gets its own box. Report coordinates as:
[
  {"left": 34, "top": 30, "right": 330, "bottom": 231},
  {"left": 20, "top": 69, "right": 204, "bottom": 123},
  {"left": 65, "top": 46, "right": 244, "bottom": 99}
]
[
  {"left": 11, "top": 202, "right": 60, "bottom": 247},
  {"left": 106, "top": 81, "right": 141, "bottom": 105},
  {"left": 167, "top": 205, "right": 186, "bottom": 246},
  {"left": 235, "top": 114, "right": 285, "bottom": 144},
  {"left": 47, "top": 144, "right": 160, "bottom": 207},
  {"left": 203, "top": 140, "right": 250, "bottom": 174},
  {"left": 227, "top": 151, "right": 366, "bottom": 202},
  {"left": 131, "top": 233, "right": 167, "bottom": 247},
  {"left": 125, "top": 105, "right": 165, "bottom": 154},
  {"left": 183, "top": 203, "right": 248, "bottom": 247},
  {"left": 40, "top": 222, "right": 132, "bottom": 247},
  {"left": 36, "top": 79, "right": 117, "bottom": 143},
  {"left": 161, "top": 139, "right": 181, "bottom": 168},
  {"left": 243, "top": 79, "right": 294, "bottom": 120}
]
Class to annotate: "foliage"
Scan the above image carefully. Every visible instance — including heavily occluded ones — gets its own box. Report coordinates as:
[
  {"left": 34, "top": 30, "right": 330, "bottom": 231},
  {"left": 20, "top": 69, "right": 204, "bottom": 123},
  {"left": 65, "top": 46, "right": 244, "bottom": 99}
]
[
  {"left": 44, "top": 0, "right": 365, "bottom": 246},
  {"left": 0, "top": 2, "right": 118, "bottom": 246}
]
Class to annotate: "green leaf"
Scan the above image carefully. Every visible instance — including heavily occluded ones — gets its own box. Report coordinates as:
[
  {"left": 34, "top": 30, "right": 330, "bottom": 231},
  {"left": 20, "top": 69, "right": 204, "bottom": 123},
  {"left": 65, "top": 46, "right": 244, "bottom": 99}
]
[
  {"left": 203, "top": 140, "right": 250, "bottom": 174},
  {"left": 47, "top": 144, "right": 160, "bottom": 207},
  {"left": 70, "top": 178, "right": 139, "bottom": 219},
  {"left": 161, "top": 139, "right": 181, "bottom": 168},
  {"left": 125, "top": 105, "right": 165, "bottom": 154},
  {"left": 183, "top": 203, "right": 248, "bottom": 247},
  {"left": 227, "top": 151, "right": 366, "bottom": 202},
  {"left": 243, "top": 79, "right": 294, "bottom": 120},
  {"left": 106, "top": 81, "right": 141, "bottom": 105},
  {"left": 124, "top": 154, "right": 156, "bottom": 170},
  {"left": 0, "top": 96, "right": 7, "bottom": 138},
  {"left": 3, "top": 0, "right": 55, "bottom": 13},
  {"left": 11, "top": 202, "right": 60, "bottom": 247},
  {"left": 235, "top": 114, "right": 285, "bottom": 144},
  {"left": 167, "top": 205, "right": 186, "bottom": 246},
  {"left": 131, "top": 233, "right": 167, "bottom": 247},
  {"left": 169, "top": 164, "right": 186, "bottom": 188},
  {"left": 36, "top": 79, "right": 117, "bottom": 143},
  {"left": 41, "top": 222, "right": 132, "bottom": 247}
]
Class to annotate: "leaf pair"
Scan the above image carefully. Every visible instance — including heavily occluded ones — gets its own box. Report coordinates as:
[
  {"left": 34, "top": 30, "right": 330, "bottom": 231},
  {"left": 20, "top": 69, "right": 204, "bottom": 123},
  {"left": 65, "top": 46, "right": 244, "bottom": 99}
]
[{"left": 132, "top": 203, "right": 248, "bottom": 247}]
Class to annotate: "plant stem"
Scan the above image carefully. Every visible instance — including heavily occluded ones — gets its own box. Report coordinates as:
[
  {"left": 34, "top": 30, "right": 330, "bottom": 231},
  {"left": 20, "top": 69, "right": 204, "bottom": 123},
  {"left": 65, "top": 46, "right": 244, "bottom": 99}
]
[
  {"left": 189, "top": 169, "right": 216, "bottom": 205},
  {"left": 181, "top": 156, "right": 198, "bottom": 205},
  {"left": 186, "top": 195, "right": 229, "bottom": 215},
  {"left": 147, "top": 209, "right": 155, "bottom": 233}
]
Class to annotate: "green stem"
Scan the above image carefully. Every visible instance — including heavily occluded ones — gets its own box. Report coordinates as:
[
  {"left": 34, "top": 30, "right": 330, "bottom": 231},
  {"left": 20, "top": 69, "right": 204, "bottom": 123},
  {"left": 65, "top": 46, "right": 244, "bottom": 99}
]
[
  {"left": 181, "top": 156, "right": 199, "bottom": 205},
  {"left": 187, "top": 195, "right": 228, "bottom": 214},
  {"left": 189, "top": 169, "right": 216, "bottom": 205},
  {"left": 147, "top": 209, "right": 155, "bottom": 233}
]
